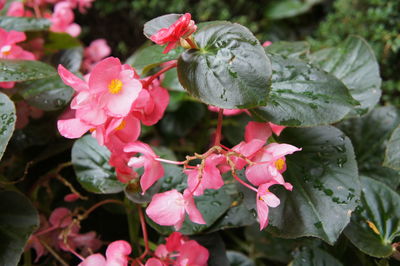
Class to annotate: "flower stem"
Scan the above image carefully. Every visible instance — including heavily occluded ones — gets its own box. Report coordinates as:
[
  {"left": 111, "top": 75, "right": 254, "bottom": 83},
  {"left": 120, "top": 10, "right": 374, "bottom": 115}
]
[
  {"left": 124, "top": 198, "right": 141, "bottom": 257},
  {"left": 143, "top": 61, "right": 177, "bottom": 88},
  {"left": 138, "top": 206, "right": 150, "bottom": 260},
  {"left": 231, "top": 171, "right": 258, "bottom": 193},
  {"left": 214, "top": 108, "right": 224, "bottom": 146},
  {"left": 185, "top": 38, "right": 197, "bottom": 49}
]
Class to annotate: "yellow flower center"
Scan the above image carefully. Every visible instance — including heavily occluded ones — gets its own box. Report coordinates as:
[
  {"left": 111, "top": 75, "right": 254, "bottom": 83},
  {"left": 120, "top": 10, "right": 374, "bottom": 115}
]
[
  {"left": 275, "top": 158, "right": 285, "bottom": 171},
  {"left": 108, "top": 79, "right": 123, "bottom": 94},
  {"left": 115, "top": 120, "right": 126, "bottom": 131}
]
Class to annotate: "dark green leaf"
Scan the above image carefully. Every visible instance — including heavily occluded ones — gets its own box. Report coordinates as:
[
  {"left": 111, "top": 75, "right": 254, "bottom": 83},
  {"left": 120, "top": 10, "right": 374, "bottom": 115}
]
[
  {"left": 292, "top": 247, "right": 343, "bottom": 266},
  {"left": 309, "top": 36, "right": 381, "bottom": 116},
  {"left": 0, "top": 16, "right": 51, "bottom": 31},
  {"left": 265, "top": 41, "right": 310, "bottom": 58},
  {"left": 178, "top": 21, "right": 271, "bottom": 109},
  {"left": 71, "top": 135, "right": 124, "bottom": 194},
  {"left": 0, "top": 190, "right": 39, "bottom": 266},
  {"left": 384, "top": 125, "right": 400, "bottom": 171},
  {"left": 227, "top": 251, "right": 255, "bottom": 266},
  {"left": 0, "top": 59, "right": 56, "bottom": 82},
  {"left": 190, "top": 233, "right": 230, "bottom": 266},
  {"left": 18, "top": 75, "right": 74, "bottom": 111},
  {"left": 250, "top": 54, "right": 356, "bottom": 126},
  {"left": 44, "top": 32, "right": 82, "bottom": 52},
  {"left": 162, "top": 68, "right": 185, "bottom": 91},
  {"left": 265, "top": 0, "right": 323, "bottom": 20},
  {"left": 126, "top": 45, "right": 183, "bottom": 75},
  {"left": 50, "top": 47, "right": 83, "bottom": 72},
  {"left": 337, "top": 106, "right": 400, "bottom": 187},
  {"left": 268, "top": 126, "right": 359, "bottom": 244},
  {"left": 0, "top": 92, "right": 15, "bottom": 161},
  {"left": 344, "top": 176, "right": 400, "bottom": 258},
  {"left": 143, "top": 14, "right": 182, "bottom": 39}
]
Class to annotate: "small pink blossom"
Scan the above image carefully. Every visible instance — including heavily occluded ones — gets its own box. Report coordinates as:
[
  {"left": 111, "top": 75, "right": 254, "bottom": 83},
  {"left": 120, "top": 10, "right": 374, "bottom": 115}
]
[
  {"left": 175, "top": 240, "right": 209, "bottom": 266},
  {"left": 79, "top": 240, "right": 131, "bottom": 266},
  {"left": 50, "top": 2, "right": 81, "bottom": 37},
  {"left": 124, "top": 141, "right": 164, "bottom": 193},
  {"left": 150, "top": 13, "right": 197, "bottom": 54},
  {"left": 83, "top": 39, "right": 111, "bottom": 72},
  {"left": 262, "top": 41, "right": 272, "bottom": 47},
  {"left": 146, "top": 189, "right": 205, "bottom": 230}
]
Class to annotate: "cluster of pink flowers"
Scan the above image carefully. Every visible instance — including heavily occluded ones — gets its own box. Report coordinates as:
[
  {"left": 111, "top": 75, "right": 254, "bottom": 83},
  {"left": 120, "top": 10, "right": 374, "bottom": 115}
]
[
  {"left": 57, "top": 57, "right": 169, "bottom": 191},
  {"left": 79, "top": 232, "right": 208, "bottom": 266}
]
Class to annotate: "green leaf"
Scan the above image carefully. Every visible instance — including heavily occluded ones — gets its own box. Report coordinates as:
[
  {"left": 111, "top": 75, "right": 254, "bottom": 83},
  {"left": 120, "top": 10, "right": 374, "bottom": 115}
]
[
  {"left": 0, "top": 92, "right": 15, "bottom": 161},
  {"left": 143, "top": 13, "right": 181, "bottom": 39},
  {"left": 265, "top": 0, "right": 323, "bottom": 20},
  {"left": 71, "top": 135, "right": 124, "bottom": 194},
  {"left": 162, "top": 68, "right": 185, "bottom": 91},
  {"left": 0, "top": 16, "right": 51, "bottom": 31},
  {"left": 250, "top": 54, "right": 356, "bottom": 127},
  {"left": 344, "top": 176, "right": 400, "bottom": 258},
  {"left": 268, "top": 126, "right": 360, "bottom": 244},
  {"left": 177, "top": 21, "right": 271, "bottom": 109},
  {"left": 384, "top": 125, "right": 400, "bottom": 171},
  {"left": 0, "top": 59, "right": 56, "bottom": 82},
  {"left": 44, "top": 32, "right": 82, "bottom": 53},
  {"left": 50, "top": 47, "right": 83, "bottom": 72},
  {"left": 265, "top": 41, "right": 310, "bottom": 58},
  {"left": 309, "top": 36, "right": 381, "bottom": 116},
  {"left": 337, "top": 106, "right": 400, "bottom": 187},
  {"left": 191, "top": 233, "right": 230, "bottom": 266},
  {"left": 0, "top": 190, "right": 39, "bottom": 266},
  {"left": 227, "top": 251, "right": 255, "bottom": 266},
  {"left": 126, "top": 45, "right": 183, "bottom": 75},
  {"left": 18, "top": 75, "right": 74, "bottom": 111},
  {"left": 292, "top": 247, "right": 343, "bottom": 266}
]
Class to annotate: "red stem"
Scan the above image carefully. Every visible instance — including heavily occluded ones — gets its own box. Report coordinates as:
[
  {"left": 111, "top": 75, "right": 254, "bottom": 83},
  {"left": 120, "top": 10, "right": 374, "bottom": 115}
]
[
  {"left": 231, "top": 171, "right": 258, "bottom": 192},
  {"left": 214, "top": 109, "right": 224, "bottom": 146},
  {"left": 143, "top": 61, "right": 177, "bottom": 88},
  {"left": 138, "top": 207, "right": 149, "bottom": 260}
]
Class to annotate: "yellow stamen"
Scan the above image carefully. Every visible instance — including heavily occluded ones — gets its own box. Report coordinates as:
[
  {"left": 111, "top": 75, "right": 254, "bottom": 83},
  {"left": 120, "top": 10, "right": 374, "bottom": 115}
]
[
  {"left": 2, "top": 50, "right": 11, "bottom": 56},
  {"left": 115, "top": 120, "right": 126, "bottom": 131},
  {"left": 275, "top": 158, "right": 285, "bottom": 171},
  {"left": 367, "top": 220, "right": 380, "bottom": 235},
  {"left": 89, "top": 128, "right": 96, "bottom": 133},
  {"left": 108, "top": 79, "right": 123, "bottom": 94}
]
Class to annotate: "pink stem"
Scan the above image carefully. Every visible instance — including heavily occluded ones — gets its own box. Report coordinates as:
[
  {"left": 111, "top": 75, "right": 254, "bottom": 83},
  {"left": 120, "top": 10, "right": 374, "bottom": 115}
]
[
  {"left": 143, "top": 61, "right": 177, "bottom": 88},
  {"left": 232, "top": 171, "right": 258, "bottom": 192},
  {"left": 214, "top": 109, "right": 224, "bottom": 146}
]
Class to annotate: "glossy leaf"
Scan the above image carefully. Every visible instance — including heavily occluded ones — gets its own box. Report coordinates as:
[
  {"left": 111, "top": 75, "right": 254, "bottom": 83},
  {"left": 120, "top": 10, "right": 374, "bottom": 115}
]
[
  {"left": 268, "top": 126, "right": 359, "bottom": 244},
  {"left": 344, "top": 176, "right": 400, "bottom": 258},
  {"left": 18, "top": 75, "right": 74, "bottom": 111},
  {"left": 50, "top": 47, "right": 84, "bottom": 72},
  {"left": 337, "top": 106, "right": 400, "bottom": 187},
  {"left": 227, "top": 251, "right": 255, "bottom": 266},
  {"left": 178, "top": 21, "right": 271, "bottom": 109},
  {"left": 71, "top": 135, "right": 124, "bottom": 194},
  {"left": 292, "top": 247, "right": 343, "bottom": 266},
  {"left": 143, "top": 13, "right": 182, "bottom": 39},
  {"left": 0, "top": 16, "right": 51, "bottom": 31},
  {"left": 0, "top": 92, "right": 15, "bottom": 161},
  {"left": 0, "top": 59, "right": 56, "bottom": 82},
  {"left": 265, "top": 0, "right": 323, "bottom": 20},
  {"left": 191, "top": 233, "right": 230, "bottom": 266},
  {"left": 0, "top": 190, "right": 39, "bottom": 266},
  {"left": 126, "top": 45, "right": 183, "bottom": 75},
  {"left": 44, "top": 32, "right": 82, "bottom": 52},
  {"left": 250, "top": 54, "right": 356, "bottom": 126},
  {"left": 162, "top": 68, "right": 185, "bottom": 91},
  {"left": 384, "top": 125, "right": 400, "bottom": 171},
  {"left": 265, "top": 41, "right": 310, "bottom": 58},
  {"left": 309, "top": 36, "right": 381, "bottom": 116}
]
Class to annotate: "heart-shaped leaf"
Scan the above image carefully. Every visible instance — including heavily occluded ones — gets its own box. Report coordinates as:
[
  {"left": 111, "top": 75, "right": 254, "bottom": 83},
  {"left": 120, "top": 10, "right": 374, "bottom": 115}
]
[
  {"left": 309, "top": 36, "right": 381, "bottom": 116},
  {"left": 71, "top": 135, "right": 124, "bottom": 194},
  {"left": 250, "top": 54, "right": 357, "bottom": 126},
  {"left": 268, "top": 126, "right": 360, "bottom": 244},
  {"left": 344, "top": 176, "right": 400, "bottom": 258},
  {"left": 384, "top": 125, "right": 400, "bottom": 171},
  {"left": 0, "top": 190, "right": 39, "bottom": 265},
  {"left": 0, "top": 92, "right": 15, "bottom": 161},
  {"left": 0, "top": 59, "right": 56, "bottom": 82},
  {"left": 265, "top": 41, "right": 310, "bottom": 58},
  {"left": 178, "top": 21, "right": 271, "bottom": 109},
  {"left": 0, "top": 16, "right": 51, "bottom": 31}
]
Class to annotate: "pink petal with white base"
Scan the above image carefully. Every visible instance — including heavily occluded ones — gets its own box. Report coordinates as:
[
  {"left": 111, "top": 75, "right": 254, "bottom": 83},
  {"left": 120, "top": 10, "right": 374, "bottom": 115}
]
[{"left": 89, "top": 57, "right": 121, "bottom": 93}]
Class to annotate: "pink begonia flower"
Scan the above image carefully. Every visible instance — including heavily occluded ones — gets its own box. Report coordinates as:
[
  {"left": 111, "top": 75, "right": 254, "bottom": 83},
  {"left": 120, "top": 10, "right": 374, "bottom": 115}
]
[
  {"left": 245, "top": 143, "right": 301, "bottom": 186},
  {"left": 146, "top": 189, "right": 205, "bottom": 230},
  {"left": 83, "top": 39, "right": 111, "bottom": 72},
  {"left": 150, "top": 13, "right": 197, "bottom": 54},
  {"left": 208, "top": 106, "right": 245, "bottom": 116},
  {"left": 50, "top": 2, "right": 81, "bottom": 37},
  {"left": 257, "top": 181, "right": 291, "bottom": 230},
  {"left": 79, "top": 240, "right": 131, "bottom": 266},
  {"left": 184, "top": 154, "right": 226, "bottom": 196},
  {"left": 262, "top": 41, "right": 272, "bottom": 47},
  {"left": 165, "top": 231, "right": 186, "bottom": 252},
  {"left": 49, "top": 207, "right": 72, "bottom": 228},
  {"left": 175, "top": 240, "right": 209, "bottom": 266},
  {"left": 132, "top": 78, "right": 170, "bottom": 126},
  {"left": 109, "top": 151, "right": 138, "bottom": 183},
  {"left": 124, "top": 141, "right": 164, "bottom": 193}
]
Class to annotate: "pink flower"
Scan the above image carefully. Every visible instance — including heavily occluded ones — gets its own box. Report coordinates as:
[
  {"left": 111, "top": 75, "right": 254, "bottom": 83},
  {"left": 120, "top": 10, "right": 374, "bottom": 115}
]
[
  {"left": 257, "top": 181, "right": 291, "bottom": 230},
  {"left": 50, "top": 2, "right": 81, "bottom": 37},
  {"left": 175, "top": 240, "right": 209, "bottom": 266},
  {"left": 146, "top": 189, "right": 205, "bottom": 230},
  {"left": 124, "top": 141, "right": 164, "bottom": 193},
  {"left": 245, "top": 143, "right": 301, "bottom": 186},
  {"left": 184, "top": 154, "right": 226, "bottom": 196},
  {"left": 150, "top": 13, "right": 197, "bottom": 54},
  {"left": 262, "top": 41, "right": 272, "bottom": 47},
  {"left": 6, "top": 2, "right": 25, "bottom": 16},
  {"left": 0, "top": 28, "right": 35, "bottom": 60},
  {"left": 79, "top": 240, "right": 131, "bottom": 266},
  {"left": 244, "top": 121, "right": 272, "bottom": 143},
  {"left": 83, "top": 39, "right": 111, "bottom": 72}
]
